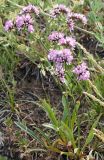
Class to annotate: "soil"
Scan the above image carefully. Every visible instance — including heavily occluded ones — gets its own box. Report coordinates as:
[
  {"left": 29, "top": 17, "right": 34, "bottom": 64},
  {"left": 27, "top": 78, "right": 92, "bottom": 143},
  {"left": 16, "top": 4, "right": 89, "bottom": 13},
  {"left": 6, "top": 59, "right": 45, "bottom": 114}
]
[{"left": 0, "top": 60, "right": 63, "bottom": 160}]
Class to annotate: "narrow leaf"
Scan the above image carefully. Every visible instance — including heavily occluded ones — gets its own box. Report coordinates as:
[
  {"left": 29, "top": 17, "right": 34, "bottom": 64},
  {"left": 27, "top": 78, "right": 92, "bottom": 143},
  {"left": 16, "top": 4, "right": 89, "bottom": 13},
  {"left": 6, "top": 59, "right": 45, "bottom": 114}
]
[
  {"left": 71, "top": 101, "right": 80, "bottom": 131},
  {"left": 82, "top": 114, "right": 102, "bottom": 151},
  {"left": 41, "top": 100, "right": 58, "bottom": 128},
  {"left": 15, "top": 121, "right": 45, "bottom": 146},
  {"left": 42, "top": 123, "right": 58, "bottom": 131},
  {"left": 61, "top": 122, "right": 76, "bottom": 148},
  {"left": 33, "top": 126, "right": 50, "bottom": 143}
]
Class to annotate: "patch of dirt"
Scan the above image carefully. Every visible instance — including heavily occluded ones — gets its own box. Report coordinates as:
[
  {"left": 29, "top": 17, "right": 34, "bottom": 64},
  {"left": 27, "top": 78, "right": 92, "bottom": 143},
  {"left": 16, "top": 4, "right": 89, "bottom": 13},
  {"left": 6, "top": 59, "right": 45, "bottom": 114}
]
[{"left": 0, "top": 60, "right": 62, "bottom": 160}]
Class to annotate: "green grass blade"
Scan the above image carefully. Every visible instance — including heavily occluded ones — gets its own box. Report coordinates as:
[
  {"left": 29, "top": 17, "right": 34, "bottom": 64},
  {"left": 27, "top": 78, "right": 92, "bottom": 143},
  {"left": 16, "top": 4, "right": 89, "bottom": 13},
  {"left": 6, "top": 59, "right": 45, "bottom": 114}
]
[
  {"left": 71, "top": 101, "right": 80, "bottom": 132},
  {"left": 82, "top": 114, "right": 102, "bottom": 151},
  {"left": 61, "top": 122, "right": 76, "bottom": 148},
  {"left": 41, "top": 100, "right": 58, "bottom": 128},
  {"left": 15, "top": 121, "right": 45, "bottom": 147},
  {"left": 77, "top": 116, "right": 81, "bottom": 149},
  {"left": 42, "top": 123, "right": 58, "bottom": 131},
  {"left": 33, "top": 126, "right": 51, "bottom": 143},
  {"left": 62, "top": 95, "right": 70, "bottom": 125}
]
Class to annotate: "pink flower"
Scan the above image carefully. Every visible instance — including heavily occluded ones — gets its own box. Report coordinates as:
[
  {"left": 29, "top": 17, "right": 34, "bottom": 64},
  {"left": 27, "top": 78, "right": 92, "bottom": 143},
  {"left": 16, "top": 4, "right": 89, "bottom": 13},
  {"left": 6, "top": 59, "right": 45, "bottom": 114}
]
[
  {"left": 48, "top": 49, "right": 73, "bottom": 64},
  {"left": 59, "top": 36, "right": 76, "bottom": 49},
  {"left": 48, "top": 49, "right": 73, "bottom": 82},
  {"left": 50, "top": 4, "right": 70, "bottom": 17},
  {"left": 79, "top": 70, "right": 90, "bottom": 80},
  {"left": 4, "top": 20, "right": 13, "bottom": 31},
  {"left": 67, "top": 12, "right": 87, "bottom": 26},
  {"left": 15, "top": 14, "right": 34, "bottom": 32},
  {"left": 66, "top": 37, "right": 76, "bottom": 48},
  {"left": 73, "top": 62, "right": 90, "bottom": 80},
  {"left": 67, "top": 12, "right": 87, "bottom": 31},
  {"left": 55, "top": 63, "right": 65, "bottom": 83},
  {"left": 73, "top": 13, "right": 87, "bottom": 25},
  {"left": 28, "top": 25, "right": 34, "bottom": 33},
  {"left": 48, "top": 31, "right": 64, "bottom": 41},
  {"left": 48, "top": 50, "right": 63, "bottom": 62},
  {"left": 24, "top": 14, "right": 33, "bottom": 24},
  {"left": 20, "top": 4, "right": 39, "bottom": 15},
  {"left": 32, "top": 5, "right": 40, "bottom": 15},
  {"left": 16, "top": 15, "right": 25, "bottom": 30},
  {"left": 67, "top": 18, "right": 74, "bottom": 31},
  {"left": 62, "top": 49, "right": 73, "bottom": 64},
  {"left": 59, "top": 37, "right": 66, "bottom": 44}
]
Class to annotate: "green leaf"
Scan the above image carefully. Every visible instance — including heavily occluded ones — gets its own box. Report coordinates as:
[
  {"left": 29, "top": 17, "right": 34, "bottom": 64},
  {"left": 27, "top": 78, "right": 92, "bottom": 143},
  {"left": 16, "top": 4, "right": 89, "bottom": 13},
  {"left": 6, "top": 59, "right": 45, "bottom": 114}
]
[
  {"left": 82, "top": 114, "right": 102, "bottom": 151},
  {"left": 15, "top": 121, "right": 45, "bottom": 147},
  {"left": 62, "top": 95, "right": 70, "bottom": 125},
  {"left": 61, "top": 122, "right": 76, "bottom": 148},
  {"left": 41, "top": 100, "right": 58, "bottom": 128},
  {"left": 71, "top": 101, "right": 80, "bottom": 132},
  {"left": 33, "top": 126, "right": 50, "bottom": 143},
  {"left": 43, "top": 123, "right": 59, "bottom": 131},
  {"left": 62, "top": 95, "right": 68, "bottom": 108}
]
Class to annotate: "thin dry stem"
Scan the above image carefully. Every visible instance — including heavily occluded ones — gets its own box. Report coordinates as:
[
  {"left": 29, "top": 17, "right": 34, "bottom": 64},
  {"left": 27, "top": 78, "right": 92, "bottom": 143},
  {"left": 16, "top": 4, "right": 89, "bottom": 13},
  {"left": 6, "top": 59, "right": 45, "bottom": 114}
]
[{"left": 77, "top": 42, "right": 104, "bottom": 73}]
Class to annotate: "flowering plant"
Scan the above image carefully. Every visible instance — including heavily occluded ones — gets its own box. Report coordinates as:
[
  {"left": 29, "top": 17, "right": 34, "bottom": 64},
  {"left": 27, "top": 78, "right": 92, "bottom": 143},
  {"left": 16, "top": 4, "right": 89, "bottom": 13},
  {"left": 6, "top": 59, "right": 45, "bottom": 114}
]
[
  {"left": 44, "top": 4, "right": 90, "bottom": 83},
  {"left": 3, "top": 2, "right": 104, "bottom": 160},
  {"left": 16, "top": 99, "right": 102, "bottom": 160},
  {"left": 4, "top": 4, "right": 39, "bottom": 33}
]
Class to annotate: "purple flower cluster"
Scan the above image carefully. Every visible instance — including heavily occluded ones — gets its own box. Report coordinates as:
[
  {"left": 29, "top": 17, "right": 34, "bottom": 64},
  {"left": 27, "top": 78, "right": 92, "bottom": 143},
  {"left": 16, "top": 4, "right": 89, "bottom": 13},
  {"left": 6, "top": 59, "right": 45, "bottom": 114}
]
[
  {"left": 67, "top": 13, "right": 87, "bottom": 31},
  {"left": 15, "top": 14, "right": 34, "bottom": 32},
  {"left": 73, "top": 62, "right": 90, "bottom": 80},
  {"left": 48, "top": 31, "right": 64, "bottom": 41},
  {"left": 48, "top": 49, "right": 73, "bottom": 64},
  {"left": 70, "top": 13, "right": 87, "bottom": 25},
  {"left": 48, "top": 29, "right": 77, "bottom": 82},
  {"left": 67, "top": 19, "right": 74, "bottom": 32},
  {"left": 67, "top": 12, "right": 87, "bottom": 31},
  {"left": 48, "top": 49, "right": 73, "bottom": 82},
  {"left": 50, "top": 4, "right": 87, "bottom": 31},
  {"left": 67, "top": 12, "right": 87, "bottom": 27},
  {"left": 50, "top": 4, "right": 70, "bottom": 17},
  {"left": 4, "top": 20, "right": 13, "bottom": 31},
  {"left": 4, "top": 4, "right": 39, "bottom": 33},
  {"left": 48, "top": 32, "right": 90, "bottom": 82},
  {"left": 20, "top": 4, "right": 39, "bottom": 15},
  {"left": 55, "top": 63, "right": 65, "bottom": 82},
  {"left": 48, "top": 31, "right": 76, "bottom": 50},
  {"left": 48, "top": 5, "right": 89, "bottom": 82},
  {"left": 59, "top": 36, "right": 76, "bottom": 49}
]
